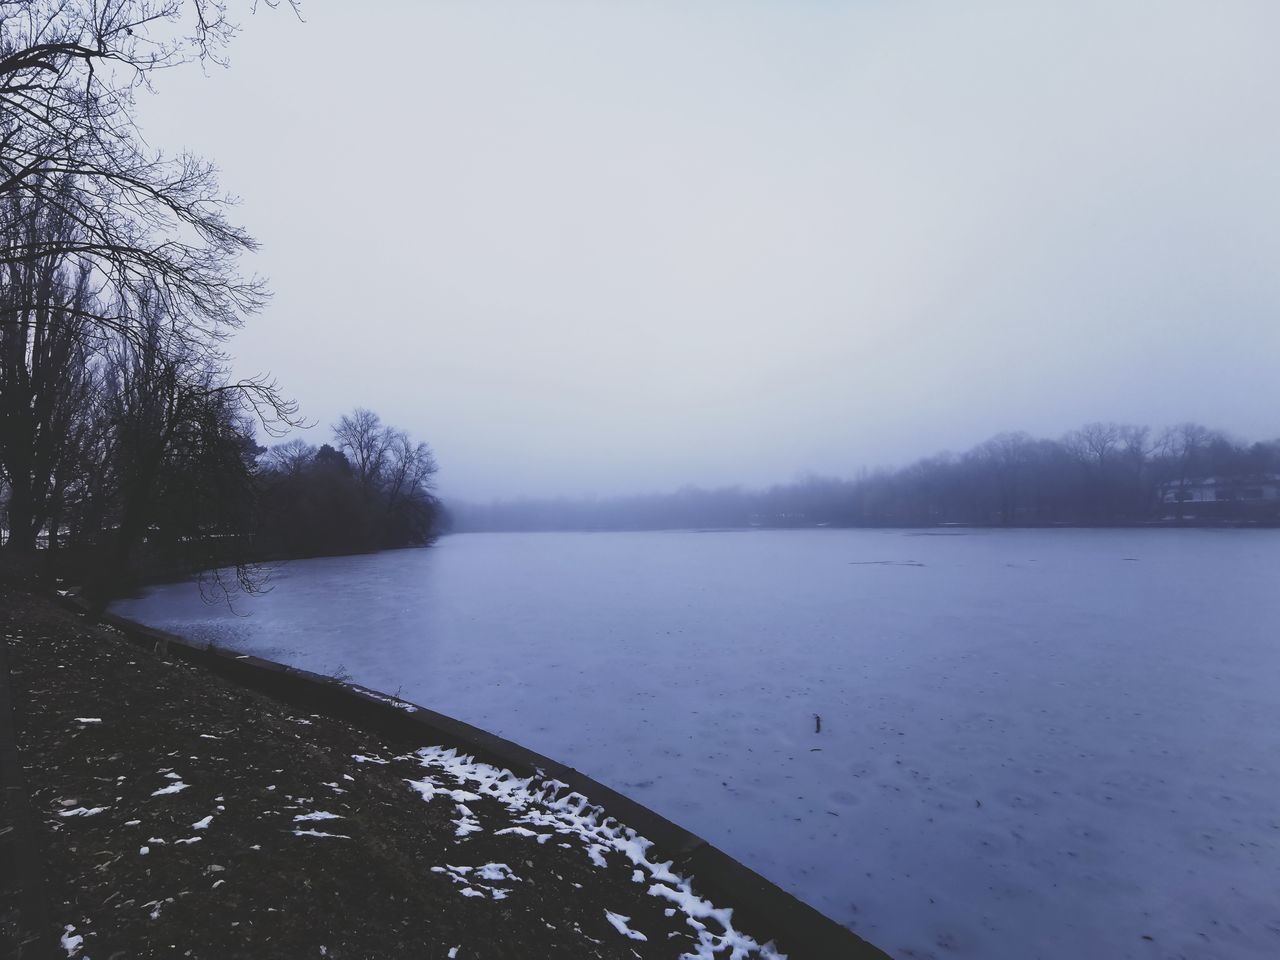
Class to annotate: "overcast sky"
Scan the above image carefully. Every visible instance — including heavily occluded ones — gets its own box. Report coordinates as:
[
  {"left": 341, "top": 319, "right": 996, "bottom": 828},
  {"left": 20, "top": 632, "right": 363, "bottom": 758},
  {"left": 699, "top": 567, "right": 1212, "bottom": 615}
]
[{"left": 137, "top": 0, "right": 1280, "bottom": 500}]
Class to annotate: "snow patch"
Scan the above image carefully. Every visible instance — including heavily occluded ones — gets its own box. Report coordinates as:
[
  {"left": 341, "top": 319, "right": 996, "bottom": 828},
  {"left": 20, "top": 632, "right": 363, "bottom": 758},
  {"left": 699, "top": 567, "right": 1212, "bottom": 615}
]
[
  {"left": 476, "top": 862, "right": 518, "bottom": 882},
  {"left": 604, "top": 910, "right": 648, "bottom": 942},
  {"left": 406, "top": 775, "right": 481, "bottom": 804},
  {"left": 586, "top": 844, "right": 609, "bottom": 868},
  {"left": 430, "top": 862, "right": 518, "bottom": 900},
  {"left": 58, "top": 806, "right": 109, "bottom": 818},
  {"left": 351, "top": 687, "right": 419, "bottom": 712},
  {"left": 60, "top": 925, "right": 83, "bottom": 956},
  {"left": 495, "top": 825, "right": 542, "bottom": 839},
  {"left": 409, "top": 747, "right": 784, "bottom": 959},
  {"left": 452, "top": 804, "right": 482, "bottom": 837}
]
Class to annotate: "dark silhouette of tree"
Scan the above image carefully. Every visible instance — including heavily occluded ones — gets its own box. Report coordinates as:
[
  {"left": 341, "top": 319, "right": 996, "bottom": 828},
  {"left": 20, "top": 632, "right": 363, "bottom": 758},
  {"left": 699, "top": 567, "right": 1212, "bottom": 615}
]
[
  {"left": 0, "top": 1, "right": 307, "bottom": 597},
  {"left": 255, "top": 414, "right": 441, "bottom": 559},
  {"left": 333, "top": 409, "right": 393, "bottom": 496},
  {"left": 0, "top": 187, "right": 99, "bottom": 552},
  {"left": 0, "top": 2, "right": 296, "bottom": 356}
]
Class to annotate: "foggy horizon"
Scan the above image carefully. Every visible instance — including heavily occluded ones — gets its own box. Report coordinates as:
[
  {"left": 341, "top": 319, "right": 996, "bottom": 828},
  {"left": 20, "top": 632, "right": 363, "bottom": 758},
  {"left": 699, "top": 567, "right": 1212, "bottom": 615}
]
[
  {"left": 132, "top": 0, "right": 1280, "bottom": 500},
  {"left": 7, "top": 3, "right": 1280, "bottom": 957},
  {"left": 439, "top": 419, "right": 1278, "bottom": 506}
]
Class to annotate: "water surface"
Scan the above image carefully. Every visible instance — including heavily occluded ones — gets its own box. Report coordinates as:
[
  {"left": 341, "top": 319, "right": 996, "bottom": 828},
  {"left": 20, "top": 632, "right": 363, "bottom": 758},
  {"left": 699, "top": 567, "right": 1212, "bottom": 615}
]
[{"left": 113, "top": 529, "right": 1280, "bottom": 959}]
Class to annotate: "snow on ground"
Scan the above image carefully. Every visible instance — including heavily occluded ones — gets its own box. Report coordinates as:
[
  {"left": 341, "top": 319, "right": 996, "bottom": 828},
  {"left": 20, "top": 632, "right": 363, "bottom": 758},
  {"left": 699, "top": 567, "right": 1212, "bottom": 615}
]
[
  {"left": 430, "top": 862, "right": 519, "bottom": 901},
  {"left": 58, "top": 805, "right": 109, "bottom": 817},
  {"left": 350, "top": 686, "right": 420, "bottom": 712},
  {"left": 604, "top": 910, "right": 648, "bottom": 941},
  {"left": 451, "top": 804, "right": 482, "bottom": 838},
  {"left": 60, "top": 925, "right": 83, "bottom": 956},
  {"left": 408, "top": 746, "right": 785, "bottom": 959},
  {"left": 114, "top": 528, "right": 1280, "bottom": 959},
  {"left": 292, "top": 828, "right": 352, "bottom": 839}
]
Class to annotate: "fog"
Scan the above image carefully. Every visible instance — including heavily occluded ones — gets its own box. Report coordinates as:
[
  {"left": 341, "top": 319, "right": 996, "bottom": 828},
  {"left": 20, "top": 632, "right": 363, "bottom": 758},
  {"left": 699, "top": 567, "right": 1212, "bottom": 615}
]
[{"left": 136, "top": 0, "right": 1280, "bottom": 500}]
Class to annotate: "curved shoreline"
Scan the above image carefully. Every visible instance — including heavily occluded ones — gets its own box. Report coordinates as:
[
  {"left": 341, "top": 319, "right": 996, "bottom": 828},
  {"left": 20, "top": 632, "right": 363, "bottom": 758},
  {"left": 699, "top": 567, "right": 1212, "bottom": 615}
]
[{"left": 57, "top": 592, "right": 891, "bottom": 960}]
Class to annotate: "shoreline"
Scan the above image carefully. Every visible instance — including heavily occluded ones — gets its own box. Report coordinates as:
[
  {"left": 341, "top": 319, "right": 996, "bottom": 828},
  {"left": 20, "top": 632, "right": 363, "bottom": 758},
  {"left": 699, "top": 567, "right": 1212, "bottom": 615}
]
[{"left": 2, "top": 587, "right": 888, "bottom": 959}]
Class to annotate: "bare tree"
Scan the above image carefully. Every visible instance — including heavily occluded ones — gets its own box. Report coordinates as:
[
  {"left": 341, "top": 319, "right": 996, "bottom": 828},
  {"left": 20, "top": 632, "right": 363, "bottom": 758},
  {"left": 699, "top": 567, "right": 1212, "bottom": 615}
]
[
  {"left": 0, "top": 2, "right": 304, "bottom": 577},
  {"left": 89, "top": 298, "right": 273, "bottom": 593},
  {"left": 263, "top": 437, "right": 316, "bottom": 477},
  {"left": 0, "top": 187, "right": 100, "bottom": 552},
  {"left": 382, "top": 430, "right": 439, "bottom": 540},
  {"left": 256, "top": 413, "right": 442, "bottom": 557},
  {"left": 1064, "top": 422, "right": 1122, "bottom": 469},
  {"left": 0, "top": 1, "right": 297, "bottom": 354},
  {"left": 333, "top": 408, "right": 393, "bottom": 496}
]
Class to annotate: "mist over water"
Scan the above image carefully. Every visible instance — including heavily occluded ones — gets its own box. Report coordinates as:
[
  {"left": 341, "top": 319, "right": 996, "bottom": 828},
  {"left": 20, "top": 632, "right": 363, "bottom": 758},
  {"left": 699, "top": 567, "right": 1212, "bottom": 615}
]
[
  {"left": 115, "top": 528, "right": 1280, "bottom": 960},
  {"left": 133, "top": 1, "right": 1280, "bottom": 500}
]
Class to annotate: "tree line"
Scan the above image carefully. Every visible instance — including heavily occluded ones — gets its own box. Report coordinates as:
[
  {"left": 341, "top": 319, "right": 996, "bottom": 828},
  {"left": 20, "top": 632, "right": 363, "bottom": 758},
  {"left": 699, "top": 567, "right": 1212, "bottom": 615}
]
[
  {"left": 0, "top": 2, "right": 441, "bottom": 597},
  {"left": 449, "top": 423, "right": 1280, "bottom": 532},
  {"left": 0, "top": 174, "right": 441, "bottom": 591},
  {"left": 257, "top": 412, "right": 440, "bottom": 559}
]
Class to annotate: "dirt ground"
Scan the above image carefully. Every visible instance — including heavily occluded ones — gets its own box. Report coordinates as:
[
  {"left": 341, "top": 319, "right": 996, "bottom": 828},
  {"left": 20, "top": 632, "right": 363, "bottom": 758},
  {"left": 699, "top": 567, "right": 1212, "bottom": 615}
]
[{"left": 0, "top": 587, "right": 786, "bottom": 959}]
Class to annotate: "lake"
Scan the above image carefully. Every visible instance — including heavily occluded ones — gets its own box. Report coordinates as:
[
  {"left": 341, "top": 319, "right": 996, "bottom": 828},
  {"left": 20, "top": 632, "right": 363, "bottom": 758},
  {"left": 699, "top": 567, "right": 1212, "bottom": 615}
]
[{"left": 111, "top": 528, "right": 1280, "bottom": 959}]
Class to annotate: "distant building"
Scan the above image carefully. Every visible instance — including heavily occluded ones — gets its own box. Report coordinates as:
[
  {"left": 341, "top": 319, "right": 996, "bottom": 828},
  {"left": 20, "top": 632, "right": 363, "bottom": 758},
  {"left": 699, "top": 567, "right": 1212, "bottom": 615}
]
[{"left": 1158, "top": 474, "right": 1280, "bottom": 520}]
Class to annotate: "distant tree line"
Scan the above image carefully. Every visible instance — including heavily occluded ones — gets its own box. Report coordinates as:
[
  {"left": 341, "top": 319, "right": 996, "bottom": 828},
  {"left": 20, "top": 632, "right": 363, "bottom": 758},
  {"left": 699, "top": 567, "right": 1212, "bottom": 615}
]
[
  {"left": 0, "top": 2, "right": 441, "bottom": 598},
  {"left": 449, "top": 423, "right": 1280, "bottom": 532}
]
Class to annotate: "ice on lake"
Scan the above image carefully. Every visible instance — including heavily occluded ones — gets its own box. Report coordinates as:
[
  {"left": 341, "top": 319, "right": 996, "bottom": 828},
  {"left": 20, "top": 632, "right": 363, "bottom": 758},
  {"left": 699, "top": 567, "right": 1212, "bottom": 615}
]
[{"left": 112, "top": 528, "right": 1280, "bottom": 959}]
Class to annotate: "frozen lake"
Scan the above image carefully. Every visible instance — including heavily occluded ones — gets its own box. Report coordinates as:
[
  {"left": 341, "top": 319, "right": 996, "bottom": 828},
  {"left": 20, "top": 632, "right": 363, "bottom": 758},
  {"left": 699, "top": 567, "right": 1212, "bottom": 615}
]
[{"left": 112, "top": 528, "right": 1280, "bottom": 959}]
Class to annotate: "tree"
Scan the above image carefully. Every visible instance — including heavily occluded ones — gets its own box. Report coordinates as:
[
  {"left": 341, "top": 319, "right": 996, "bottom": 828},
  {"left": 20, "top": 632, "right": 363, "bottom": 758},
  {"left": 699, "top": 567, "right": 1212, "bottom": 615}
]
[
  {"left": 256, "top": 419, "right": 441, "bottom": 559},
  {"left": 263, "top": 437, "right": 316, "bottom": 478},
  {"left": 0, "top": 2, "right": 302, "bottom": 586},
  {"left": 330, "top": 408, "right": 441, "bottom": 546},
  {"left": 333, "top": 408, "right": 393, "bottom": 496},
  {"left": 381, "top": 431, "right": 439, "bottom": 545},
  {"left": 0, "top": 187, "right": 100, "bottom": 552},
  {"left": 0, "top": 2, "right": 296, "bottom": 353},
  {"left": 96, "top": 302, "right": 253, "bottom": 585},
  {"left": 1065, "top": 422, "right": 1121, "bottom": 469}
]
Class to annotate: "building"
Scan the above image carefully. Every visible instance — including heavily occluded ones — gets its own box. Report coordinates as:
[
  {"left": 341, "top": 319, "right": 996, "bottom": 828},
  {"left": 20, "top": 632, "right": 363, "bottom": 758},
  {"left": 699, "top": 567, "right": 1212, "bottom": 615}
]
[{"left": 1158, "top": 474, "right": 1280, "bottom": 520}]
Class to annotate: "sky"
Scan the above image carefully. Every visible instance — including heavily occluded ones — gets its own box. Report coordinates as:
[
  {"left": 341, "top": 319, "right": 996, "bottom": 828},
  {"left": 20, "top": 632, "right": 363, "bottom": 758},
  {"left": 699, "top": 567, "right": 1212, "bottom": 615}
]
[{"left": 136, "top": 0, "right": 1280, "bottom": 500}]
